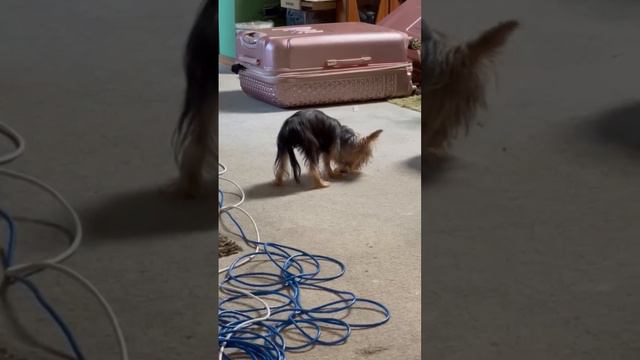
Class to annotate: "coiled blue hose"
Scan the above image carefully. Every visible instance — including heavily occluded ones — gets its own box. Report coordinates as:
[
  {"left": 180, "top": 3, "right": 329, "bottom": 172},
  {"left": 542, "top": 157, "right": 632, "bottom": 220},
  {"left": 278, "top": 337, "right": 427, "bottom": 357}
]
[{"left": 218, "top": 188, "right": 391, "bottom": 359}]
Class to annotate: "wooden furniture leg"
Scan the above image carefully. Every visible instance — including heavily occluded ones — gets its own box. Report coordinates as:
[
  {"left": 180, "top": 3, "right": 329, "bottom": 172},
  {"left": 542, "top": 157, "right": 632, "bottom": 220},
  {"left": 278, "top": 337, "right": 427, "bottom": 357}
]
[
  {"left": 337, "top": 0, "right": 362, "bottom": 23},
  {"left": 376, "top": 0, "right": 402, "bottom": 24},
  {"left": 347, "top": 0, "right": 360, "bottom": 22},
  {"left": 390, "top": 0, "right": 401, "bottom": 12},
  {"left": 376, "top": 0, "right": 388, "bottom": 24}
]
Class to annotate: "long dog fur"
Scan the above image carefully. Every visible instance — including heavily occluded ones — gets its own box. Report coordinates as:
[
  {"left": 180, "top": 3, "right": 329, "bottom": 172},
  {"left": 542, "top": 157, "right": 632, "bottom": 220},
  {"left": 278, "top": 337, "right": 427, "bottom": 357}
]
[
  {"left": 172, "top": 0, "right": 218, "bottom": 197},
  {"left": 422, "top": 20, "right": 519, "bottom": 154}
]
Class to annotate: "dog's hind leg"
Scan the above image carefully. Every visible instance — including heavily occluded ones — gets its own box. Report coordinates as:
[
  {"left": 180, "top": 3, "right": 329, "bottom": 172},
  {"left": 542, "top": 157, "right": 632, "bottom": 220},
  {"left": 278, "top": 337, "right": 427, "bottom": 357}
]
[
  {"left": 423, "top": 121, "right": 451, "bottom": 155},
  {"left": 299, "top": 133, "right": 328, "bottom": 188},
  {"left": 274, "top": 151, "right": 289, "bottom": 186},
  {"left": 176, "top": 102, "right": 215, "bottom": 197}
]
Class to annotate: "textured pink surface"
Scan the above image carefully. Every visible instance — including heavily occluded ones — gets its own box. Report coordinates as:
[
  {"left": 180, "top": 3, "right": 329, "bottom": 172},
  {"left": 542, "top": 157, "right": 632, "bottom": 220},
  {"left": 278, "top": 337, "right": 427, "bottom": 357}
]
[
  {"left": 239, "top": 64, "right": 414, "bottom": 108},
  {"left": 235, "top": 22, "right": 415, "bottom": 107},
  {"left": 236, "top": 22, "right": 410, "bottom": 75}
]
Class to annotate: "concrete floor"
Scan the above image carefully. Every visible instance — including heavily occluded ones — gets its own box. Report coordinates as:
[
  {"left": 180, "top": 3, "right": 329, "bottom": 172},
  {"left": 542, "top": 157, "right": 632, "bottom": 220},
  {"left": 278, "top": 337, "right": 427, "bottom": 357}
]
[
  {"left": 0, "top": 1, "right": 215, "bottom": 359},
  {"left": 425, "top": 1, "right": 640, "bottom": 359},
  {"left": 218, "top": 73, "right": 421, "bottom": 359}
]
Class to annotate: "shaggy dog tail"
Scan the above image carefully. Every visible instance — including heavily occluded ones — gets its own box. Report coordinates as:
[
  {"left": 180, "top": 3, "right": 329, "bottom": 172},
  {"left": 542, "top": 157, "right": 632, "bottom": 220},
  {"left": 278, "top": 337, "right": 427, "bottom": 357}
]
[
  {"left": 274, "top": 141, "right": 302, "bottom": 184},
  {"left": 287, "top": 146, "right": 301, "bottom": 183}
]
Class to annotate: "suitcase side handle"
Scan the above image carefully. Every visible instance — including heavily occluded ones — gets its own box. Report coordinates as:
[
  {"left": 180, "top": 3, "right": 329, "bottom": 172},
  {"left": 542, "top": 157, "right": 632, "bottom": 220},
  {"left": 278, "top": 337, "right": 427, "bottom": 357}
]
[
  {"left": 238, "top": 55, "right": 260, "bottom": 66},
  {"left": 326, "top": 56, "right": 372, "bottom": 68}
]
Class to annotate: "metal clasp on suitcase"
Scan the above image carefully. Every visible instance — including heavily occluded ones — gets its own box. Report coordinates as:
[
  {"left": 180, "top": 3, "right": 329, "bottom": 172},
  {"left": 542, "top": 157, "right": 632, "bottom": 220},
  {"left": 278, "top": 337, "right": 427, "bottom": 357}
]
[{"left": 325, "top": 56, "right": 372, "bottom": 68}]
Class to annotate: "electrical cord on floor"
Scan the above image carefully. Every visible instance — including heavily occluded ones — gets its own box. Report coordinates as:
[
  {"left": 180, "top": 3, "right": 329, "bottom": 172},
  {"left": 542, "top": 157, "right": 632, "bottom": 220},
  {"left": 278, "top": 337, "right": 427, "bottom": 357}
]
[
  {"left": 218, "top": 163, "right": 391, "bottom": 360},
  {"left": 0, "top": 121, "right": 128, "bottom": 360}
]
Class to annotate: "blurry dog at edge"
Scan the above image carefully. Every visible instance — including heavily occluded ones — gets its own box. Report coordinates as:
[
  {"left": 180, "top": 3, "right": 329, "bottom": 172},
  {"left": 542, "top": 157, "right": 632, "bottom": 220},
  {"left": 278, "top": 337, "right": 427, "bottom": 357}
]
[
  {"left": 171, "top": 0, "right": 217, "bottom": 197},
  {"left": 423, "top": 19, "right": 519, "bottom": 156},
  {"left": 274, "top": 110, "right": 383, "bottom": 188}
]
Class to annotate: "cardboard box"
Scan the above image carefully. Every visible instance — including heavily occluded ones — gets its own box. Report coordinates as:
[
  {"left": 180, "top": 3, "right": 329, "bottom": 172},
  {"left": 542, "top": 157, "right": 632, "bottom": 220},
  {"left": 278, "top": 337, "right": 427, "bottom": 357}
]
[{"left": 281, "top": 0, "right": 336, "bottom": 11}]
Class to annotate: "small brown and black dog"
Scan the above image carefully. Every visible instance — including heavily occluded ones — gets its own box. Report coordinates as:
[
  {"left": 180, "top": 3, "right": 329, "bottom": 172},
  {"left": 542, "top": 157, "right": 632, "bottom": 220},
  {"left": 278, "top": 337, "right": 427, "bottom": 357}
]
[
  {"left": 274, "top": 109, "right": 382, "bottom": 188},
  {"left": 423, "top": 19, "right": 520, "bottom": 155}
]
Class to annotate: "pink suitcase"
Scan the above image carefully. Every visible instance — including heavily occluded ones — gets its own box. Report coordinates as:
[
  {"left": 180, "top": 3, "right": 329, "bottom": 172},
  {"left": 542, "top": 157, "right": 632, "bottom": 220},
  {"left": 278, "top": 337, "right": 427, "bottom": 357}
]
[
  {"left": 378, "top": 0, "right": 422, "bottom": 84},
  {"left": 234, "top": 22, "right": 416, "bottom": 108}
]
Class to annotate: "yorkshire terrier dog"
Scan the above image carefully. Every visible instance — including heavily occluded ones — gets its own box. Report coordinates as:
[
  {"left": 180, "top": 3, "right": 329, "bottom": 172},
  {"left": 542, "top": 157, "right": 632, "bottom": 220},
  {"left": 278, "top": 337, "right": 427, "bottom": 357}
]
[
  {"left": 171, "top": 0, "right": 217, "bottom": 197},
  {"left": 274, "top": 109, "right": 383, "bottom": 188},
  {"left": 423, "top": 19, "right": 520, "bottom": 156}
]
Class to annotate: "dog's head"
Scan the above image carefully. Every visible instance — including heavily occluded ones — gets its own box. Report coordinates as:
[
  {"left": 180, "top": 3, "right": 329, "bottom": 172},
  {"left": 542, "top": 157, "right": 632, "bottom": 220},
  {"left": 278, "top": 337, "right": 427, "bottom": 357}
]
[{"left": 336, "top": 129, "right": 383, "bottom": 173}]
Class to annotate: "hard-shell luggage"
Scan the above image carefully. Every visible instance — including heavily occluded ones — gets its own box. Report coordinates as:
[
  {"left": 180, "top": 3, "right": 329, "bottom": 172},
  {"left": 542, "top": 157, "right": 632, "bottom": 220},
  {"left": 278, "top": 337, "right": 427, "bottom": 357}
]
[
  {"left": 234, "top": 22, "right": 416, "bottom": 108},
  {"left": 378, "top": 0, "right": 422, "bottom": 83}
]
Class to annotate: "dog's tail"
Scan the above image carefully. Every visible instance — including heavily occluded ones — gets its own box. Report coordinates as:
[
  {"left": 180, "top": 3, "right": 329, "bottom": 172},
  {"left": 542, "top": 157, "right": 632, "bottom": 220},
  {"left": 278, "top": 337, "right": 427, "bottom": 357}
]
[
  {"left": 287, "top": 146, "right": 302, "bottom": 184},
  {"left": 274, "top": 141, "right": 302, "bottom": 184},
  {"left": 172, "top": 0, "right": 218, "bottom": 178},
  {"left": 288, "top": 146, "right": 301, "bottom": 183},
  {"left": 465, "top": 20, "right": 520, "bottom": 67}
]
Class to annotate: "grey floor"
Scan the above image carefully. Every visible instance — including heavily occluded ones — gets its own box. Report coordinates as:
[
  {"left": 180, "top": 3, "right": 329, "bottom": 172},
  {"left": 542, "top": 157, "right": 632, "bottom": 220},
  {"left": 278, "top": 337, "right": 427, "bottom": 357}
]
[
  {"left": 1, "top": 1, "right": 215, "bottom": 359},
  {"left": 425, "top": 0, "right": 640, "bottom": 359},
  {"left": 218, "top": 73, "right": 421, "bottom": 359}
]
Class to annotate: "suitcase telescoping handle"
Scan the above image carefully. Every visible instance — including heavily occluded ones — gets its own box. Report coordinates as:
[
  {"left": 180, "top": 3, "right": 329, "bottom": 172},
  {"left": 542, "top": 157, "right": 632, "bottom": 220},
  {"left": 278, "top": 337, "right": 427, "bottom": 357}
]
[{"left": 325, "top": 56, "right": 372, "bottom": 68}]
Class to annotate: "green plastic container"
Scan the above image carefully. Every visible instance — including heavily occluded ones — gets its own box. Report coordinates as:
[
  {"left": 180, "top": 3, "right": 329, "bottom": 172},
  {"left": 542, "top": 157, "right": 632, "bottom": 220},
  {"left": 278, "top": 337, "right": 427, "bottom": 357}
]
[
  {"left": 219, "top": 0, "right": 236, "bottom": 58},
  {"left": 220, "top": 0, "right": 282, "bottom": 58}
]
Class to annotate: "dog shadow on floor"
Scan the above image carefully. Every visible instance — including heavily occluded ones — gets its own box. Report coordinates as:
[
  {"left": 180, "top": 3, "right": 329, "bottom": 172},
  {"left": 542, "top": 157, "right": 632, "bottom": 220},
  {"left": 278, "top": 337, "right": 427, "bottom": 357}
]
[
  {"left": 244, "top": 174, "right": 363, "bottom": 199},
  {"left": 80, "top": 182, "right": 217, "bottom": 241},
  {"left": 583, "top": 101, "right": 640, "bottom": 153},
  {"left": 404, "top": 155, "right": 421, "bottom": 172},
  {"left": 423, "top": 153, "right": 455, "bottom": 185},
  {"left": 219, "top": 90, "right": 282, "bottom": 114}
]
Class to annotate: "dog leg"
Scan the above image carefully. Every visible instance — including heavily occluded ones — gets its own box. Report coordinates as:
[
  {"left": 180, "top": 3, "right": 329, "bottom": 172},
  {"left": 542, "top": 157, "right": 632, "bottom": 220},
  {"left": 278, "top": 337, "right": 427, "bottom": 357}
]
[
  {"left": 175, "top": 101, "right": 215, "bottom": 198},
  {"left": 310, "top": 163, "right": 330, "bottom": 188},
  {"left": 323, "top": 153, "right": 340, "bottom": 179},
  {"left": 175, "top": 141, "right": 207, "bottom": 198},
  {"left": 274, "top": 152, "right": 289, "bottom": 186}
]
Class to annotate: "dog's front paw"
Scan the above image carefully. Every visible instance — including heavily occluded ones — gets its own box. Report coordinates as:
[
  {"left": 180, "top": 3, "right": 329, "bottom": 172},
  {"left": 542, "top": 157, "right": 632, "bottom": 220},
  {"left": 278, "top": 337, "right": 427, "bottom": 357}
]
[
  {"left": 315, "top": 180, "right": 330, "bottom": 188},
  {"left": 328, "top": 171, "right": 342, "bottom": 179}
]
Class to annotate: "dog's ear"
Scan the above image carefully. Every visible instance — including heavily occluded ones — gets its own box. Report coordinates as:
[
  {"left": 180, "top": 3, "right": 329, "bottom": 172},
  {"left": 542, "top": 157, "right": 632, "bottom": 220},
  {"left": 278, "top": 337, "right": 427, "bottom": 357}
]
[
  {"left": 364, "top": 129, "right": 383, "bottom": 144},
  {"left": 466, "top": 20, "right": 519, "bottom": 65}
]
